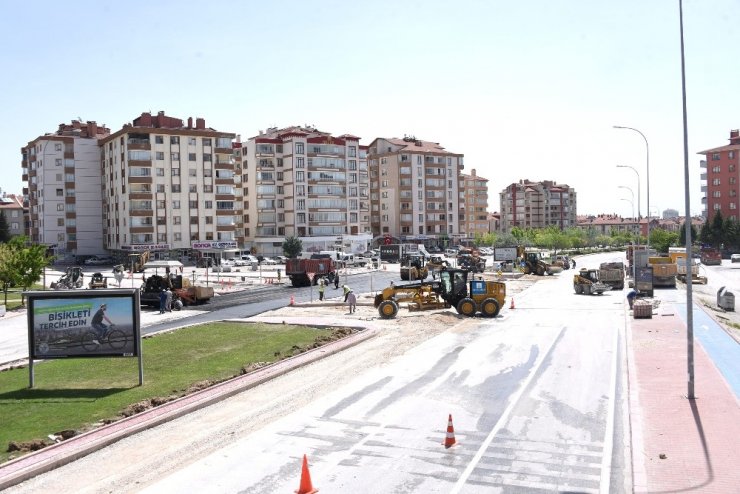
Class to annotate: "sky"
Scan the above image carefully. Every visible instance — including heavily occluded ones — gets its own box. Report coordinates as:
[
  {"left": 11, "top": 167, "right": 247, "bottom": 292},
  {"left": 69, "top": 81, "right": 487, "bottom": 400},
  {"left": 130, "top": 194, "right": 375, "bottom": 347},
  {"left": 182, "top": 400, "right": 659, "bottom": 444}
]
[{"left": 2, "top": 0, "right": 739, "bottom": 218}]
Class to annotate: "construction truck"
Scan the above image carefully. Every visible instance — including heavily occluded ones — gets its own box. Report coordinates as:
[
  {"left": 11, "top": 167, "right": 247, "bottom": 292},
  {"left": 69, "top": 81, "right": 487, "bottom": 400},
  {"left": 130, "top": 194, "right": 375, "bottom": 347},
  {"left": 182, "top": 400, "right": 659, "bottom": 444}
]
[
  {"left": 373, "top": 267, "right": 506, "bottom": 319},
  {"left": 676, "top": 257, "right": 707, "bottom": 284},
  {"left": 456, "top": 248, "right": 486, "bottom": 273},
  {"left": 50, "top": 267, "right": 84, "bottom": 290},
  {"left": 648, "top": 256, "right": 677, "bottom": 288},
  {"left": 516, "top": 247, "right": 562, "bottom": 276},
  {"left": 286, "top": 257, "right": 336, "bottom": 287},
  {"left": 598, "top": 262, "right": 625, "bottom": 290},
  {"left": 573, "top": 269, "right": 610, "bottom": 295},
  {"left": 699, "top": 247, "right": 722, "bottom": 266},
  {"left": 426, "top": 255, "right": 449, "bottom": 279},
  {"left": 139, "top": 274, "right": 214, "bottom": 309},
  {"left": 400, "top": 252, "right": 429, "bottom": 281},
  {"left": 130, "top": 250, "right": 151, "bottom": 273}
]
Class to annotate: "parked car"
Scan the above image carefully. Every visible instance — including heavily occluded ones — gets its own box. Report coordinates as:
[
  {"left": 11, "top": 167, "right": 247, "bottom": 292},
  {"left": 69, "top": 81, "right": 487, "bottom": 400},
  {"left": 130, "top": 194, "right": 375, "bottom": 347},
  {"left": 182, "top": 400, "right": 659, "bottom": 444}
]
[
  {"left": 221, "top": 258, "right": 235, "bottom": 266},
  {"left": 239, "top": 255, "right": 259, "bottom": 266},
  {"left": 731, "top": 254, "right": 740, "bottom": 263},
  {"left": 84, "top": 256, "right": 114, "bottom": 266},
  {"left": 272, "top": 255, "right": 287, "bottom": 264}
]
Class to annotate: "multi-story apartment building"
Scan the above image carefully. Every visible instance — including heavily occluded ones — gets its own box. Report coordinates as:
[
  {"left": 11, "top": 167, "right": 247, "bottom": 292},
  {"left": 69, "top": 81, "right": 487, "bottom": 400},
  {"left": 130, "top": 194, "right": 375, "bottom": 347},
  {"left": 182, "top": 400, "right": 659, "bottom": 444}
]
[
  {"left": 21, "top": 120, "right": 110, "bottom": 259},
  {"left": 243, "top": 126, "right": 372, "bottom": 256},
  {"left": 460, "top": 169, "right": 489, "bottom": 239},
  {"left": 698, "top": 129, "right": 740, "bottom": 221},
  {"left": 99, "top": 112, "right": 236, "bottom": 261},
  {"left": 499, "top": 179, "right": 577, "bottom": 233},
  {"left": 367, "top": 136, "right": 464, "bottom": 246},
  {"left": 0, "top": 193, "right": 26, "bottom": 237}
]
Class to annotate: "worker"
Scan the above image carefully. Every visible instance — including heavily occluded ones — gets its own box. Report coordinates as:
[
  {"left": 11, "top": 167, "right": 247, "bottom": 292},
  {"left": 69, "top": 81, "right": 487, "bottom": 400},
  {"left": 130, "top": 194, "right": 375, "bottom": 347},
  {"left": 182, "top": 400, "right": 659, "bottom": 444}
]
[
  {"left": 571, "top": 258, "right": 577, "bottom": 269},
  {"left": 165, "top": 288, "right": 173, "bottom": 312},
  {"left": 318, "top": 278, "right": 325, "bottom": 301},
  {"left": 334, "top": 272, "right": 340, "bottom": 289},
  {"left": 343, "top": 284, "right": 351, "bottom": 302},
  {"left": 159, "top": 289, "right": 168, "bottom": 314},
  {"left": 347, "top": 290, "right": 357, "bottom": 314},
  {"left": 627, "top": 289, "right": 637, "bottom": 309}
]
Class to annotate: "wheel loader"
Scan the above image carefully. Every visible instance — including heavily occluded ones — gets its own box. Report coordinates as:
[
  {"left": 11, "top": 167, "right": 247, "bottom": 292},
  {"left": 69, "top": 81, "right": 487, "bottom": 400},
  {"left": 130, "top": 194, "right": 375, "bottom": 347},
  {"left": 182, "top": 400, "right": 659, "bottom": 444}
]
[
  {"left": 374, "top": 267, "right": 506, "bottom": 319},
  {"left": 573, "top": 268, "right": 610, "bottom": 295}
]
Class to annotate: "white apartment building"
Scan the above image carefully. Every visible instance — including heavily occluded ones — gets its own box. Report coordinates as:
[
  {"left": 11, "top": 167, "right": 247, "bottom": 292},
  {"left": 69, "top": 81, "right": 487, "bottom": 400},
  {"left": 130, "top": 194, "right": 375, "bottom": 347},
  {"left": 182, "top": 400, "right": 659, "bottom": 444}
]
[
  {"left": 21, "top": 120, "right": 110, "bottom": 259},
  {"left": 367, "top": 136, "right": 464, "bottom": 246},
  {"left": 99, "top": 112, "right": 236, "bottom": 261},
  {"left": 243, "top": 126, "right": 372, "bottom": 256},
  {"left": 499, "top": 179, "right": 577, "bottom": 233}
]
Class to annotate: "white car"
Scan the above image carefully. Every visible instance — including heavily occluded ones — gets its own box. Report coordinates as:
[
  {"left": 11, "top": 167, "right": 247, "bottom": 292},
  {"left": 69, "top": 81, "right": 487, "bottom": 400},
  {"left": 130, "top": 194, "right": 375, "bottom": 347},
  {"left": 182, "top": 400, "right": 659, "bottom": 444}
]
[
  {"left": 731, "top": 254, "right": 740, "bottom": 263},
  {"left": 261, "top": 258, "right": 277, "bottom": 265}
]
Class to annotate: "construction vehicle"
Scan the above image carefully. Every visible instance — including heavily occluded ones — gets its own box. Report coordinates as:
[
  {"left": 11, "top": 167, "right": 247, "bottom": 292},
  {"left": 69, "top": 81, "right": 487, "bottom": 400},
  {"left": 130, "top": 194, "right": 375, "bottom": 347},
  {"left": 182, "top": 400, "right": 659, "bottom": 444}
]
[
  {"left": 130, "top": 250, "right": 151, "bottom": 273},
  {"left": 286, "top": 257, "right": 336, "bottom": 287},
  {"left": 553, "top": 255, "right": 571, "bottom": 270},
  {"left": 516, "top": 247, "right": 562, "bottom": 276},
  {"left": 88, "top": 272, "right": 108, "bottom": 289},
  {"left": 648, "top": 256, "right": 677, "bottom": 288},
  {"left": 700, "top": 247, "right": 722, "bottom": 266},
  {"left": 139, "top": 274, "right": 214, "bottom": 309},
  {"left": 400, "top": 252, "right": 429, "bottom": 281},
  {"left": 573, "top": 269, "right": 610, "bottom": 295},
  {"left": 50, "top": 267, "right": 84, "bottom": 290},
  {"left": 426, "top": 255, "right": 449, "bottom": 279},
  {"left": 373, "top": 267, "right": 506, "bottom": 319},
  {"left": 598, "top": 262, "right": 625, "bottom": 290},
  {"left": 456, "top": 248, "right": 486, "bottom": 273},
  {"left": 676, "top": 257, "right": 707, "bottom": 284}
]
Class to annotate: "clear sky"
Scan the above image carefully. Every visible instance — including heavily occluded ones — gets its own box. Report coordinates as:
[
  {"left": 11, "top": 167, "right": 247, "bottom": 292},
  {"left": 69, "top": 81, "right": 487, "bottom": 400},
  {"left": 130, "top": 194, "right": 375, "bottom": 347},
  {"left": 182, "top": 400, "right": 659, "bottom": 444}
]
[{"left": 2, "top": 0, "right": 738, "bottom": 218}]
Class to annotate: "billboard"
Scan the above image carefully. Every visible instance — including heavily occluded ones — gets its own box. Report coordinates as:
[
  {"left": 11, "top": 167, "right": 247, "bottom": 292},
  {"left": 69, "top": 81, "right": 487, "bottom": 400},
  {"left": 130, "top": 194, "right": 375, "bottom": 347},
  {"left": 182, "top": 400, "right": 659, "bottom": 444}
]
[{"left": 26, "top": 289, "right": 141, "bottom": 359}]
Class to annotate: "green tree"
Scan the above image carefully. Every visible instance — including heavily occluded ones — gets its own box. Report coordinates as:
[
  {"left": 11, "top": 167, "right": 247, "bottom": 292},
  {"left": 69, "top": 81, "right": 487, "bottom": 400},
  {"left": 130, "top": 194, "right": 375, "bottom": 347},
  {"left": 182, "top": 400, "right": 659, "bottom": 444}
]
[
  {"left": 678, "top": 220, "right": 698, "bottom": 247},
  {"left": 649, "top": 228, "right": 679, "bottom": 254},
  {"left": 534, "top": 226, "right": 570, "bottom": 256},
  {"left": 707, "top": 210, "right": 725, "bottom": 248},
  {"left": 723, "top": 217, "right": 740, "bottom": 250},
  {"left": 473, "top": 232, "right": 496, "bottom": 248},
  {"left": 0, "top": 211, "right": 10, "bottom": 243},
  {"left": 282, "top": 236, "right": 303, "bottom": 258},
  {"left": 0, "top": 242, "right": 17, "bottom": 305},
  {"left": 1, "top": 237, "right": 49, "bottom": 305}
]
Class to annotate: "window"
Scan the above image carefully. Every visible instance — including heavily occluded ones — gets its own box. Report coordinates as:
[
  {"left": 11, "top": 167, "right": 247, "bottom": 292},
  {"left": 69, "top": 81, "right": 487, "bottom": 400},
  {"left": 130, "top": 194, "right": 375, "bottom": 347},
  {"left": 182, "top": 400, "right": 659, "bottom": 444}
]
[
  {"left": 171, "top": 152, "right": 180, "bottom": 161},
  {"left": 295, "top": 142, "right": 304, "bottom": 154},
  {"left": 155, "top": 136, "right": 164, "bottom": 144},
  {"left": 156, "top": 168, "right": 165, "bottom": 176},
  {"left": 188, "top": 137, "right": 196, "bottom": 146},
  {"left": 155, "top": 152, "right": 164, "bottom": 160},
  {"left": 713, "top": 191, "right": 721, "bottom": 198},
  {"left": 296, "top": 171, "right": 304, "bottom": 181},
  {"left": 730, "top": 151, "right": 736, "bottom": 159},
  {"left": 205, "top": 216, "right": 213, "bottom": 224},
  {"left": 57, "top": 204, "right": 64, "bottom": 211},
  {"left": 189, "top": 200, "right": 198, "bottom": 209},
  {"left": 174, "top": 233, "right": 182, "bottom": 241},
  {"left": 712, "top": 165, "right": 721, "bottom": 173},
  {"left": 296, "top": 157, "right": 304, "bottom": 168},
  {"left": 56, "top": 188, "right": 63, "bottom": 196},
  {"left": 157, "top": 184, "right": 165, "bottom": 193},
  {"left": 732, "top": 202, "right": 738, "bottom": 210},
  {"left": 173, "top": 216, "right": 181, "bottom": 225},
  {"left": 54, "top": 143, "right": 62, "bottom": 151},
  {"left": 170, "top": 136, "right": 179, "bottom": 144},
  {"left": 173, "top": 200, "right": 180, "bottom": 209},
  {"left": 189, "top": 185, "right": 197, "bottom": 192},
  {"left": 205, "top": 201, "right": 212, "bottom": 209},
  {"left": 172, "top": 184, "right": 181, "bottom": 192},
  {"left": 188, "top": 153, "right": 196, "bottom": 161},
  {"left": 55, "top": 158, "right": 62, "bottom": 166},
  {"left": 57, "top": 218, "right": 64, "bottom": 226},
  {"left": 731, "top": 177, "right": 737, "bottom": 185},
  {"left": 172, "top": 168, "right": 180, "bottom": 176},
  {"left": 713, "top": 178, "right": 721, "bottom": 185},
  {"left": 189, "top": 168, "right": 197, "bottom": 177},
  {"left": 203, "top": 153, "right": 212, "bottom": 162}
]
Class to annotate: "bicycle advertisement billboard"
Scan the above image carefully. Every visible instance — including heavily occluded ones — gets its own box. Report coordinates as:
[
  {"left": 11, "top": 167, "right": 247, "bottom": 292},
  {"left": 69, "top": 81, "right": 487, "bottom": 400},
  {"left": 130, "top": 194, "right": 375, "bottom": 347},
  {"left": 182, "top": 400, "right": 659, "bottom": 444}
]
[{"left": 26, "top": 289, "right": 141, "bottom": 359}]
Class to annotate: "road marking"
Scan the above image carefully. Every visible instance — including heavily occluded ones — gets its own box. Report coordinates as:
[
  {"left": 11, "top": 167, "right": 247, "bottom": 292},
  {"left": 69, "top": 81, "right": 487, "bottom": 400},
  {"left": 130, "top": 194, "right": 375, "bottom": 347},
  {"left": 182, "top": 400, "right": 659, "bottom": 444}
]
[
  {"left": 450, "top": 325, "right": 566, "bottom": 494},
  {"left": 599, "top": 323, "right": 619, "bottom": 493}
]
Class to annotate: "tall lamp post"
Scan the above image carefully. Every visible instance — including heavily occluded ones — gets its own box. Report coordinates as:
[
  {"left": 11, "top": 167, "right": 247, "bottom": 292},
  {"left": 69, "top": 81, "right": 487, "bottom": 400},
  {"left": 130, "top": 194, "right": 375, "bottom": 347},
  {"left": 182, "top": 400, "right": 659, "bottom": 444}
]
[
  {"left": 618, "top": 188, "right": 637, "bottom": 283},
  {"left": 616, "top": 165, "right": 641, "bottom": 238},
  {"left": 617, "top": 185, "right": 635, "bottom": 219},
  {"left": 619, "top": 198, "right": 634, "bottom": 219},
  {"left": 614, "top": 125, "right": 650, "bottom": 250}
]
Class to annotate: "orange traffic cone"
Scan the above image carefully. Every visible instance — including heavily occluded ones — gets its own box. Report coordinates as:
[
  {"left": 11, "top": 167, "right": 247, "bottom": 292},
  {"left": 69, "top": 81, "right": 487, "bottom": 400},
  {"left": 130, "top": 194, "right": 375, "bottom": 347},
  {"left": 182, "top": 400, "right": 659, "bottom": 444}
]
[
  {"left": 290, "top": 295, "right": 295, "bottom": 306},
  {"left": 294, "top": 454, "right": 318, "bottom": 494},
  {"left": 442, "top": 414, "right": 457, "bottom": 448},
  {"left": 510, "top": 298, "right": 515, "bottom": 309}
]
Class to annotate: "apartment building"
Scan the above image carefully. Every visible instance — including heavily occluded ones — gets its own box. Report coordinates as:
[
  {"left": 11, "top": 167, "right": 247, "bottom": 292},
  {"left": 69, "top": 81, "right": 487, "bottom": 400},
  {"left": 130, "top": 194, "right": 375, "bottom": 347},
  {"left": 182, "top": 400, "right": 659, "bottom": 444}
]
[
  {"left": 243, "top": 126, "right": 372, "bottom": 256},
  {"left": 99, "top": 112, "right": 236, "bottom": 260},
  {"left": 0, "top": 193, "right": 26, "bottom": 237},
  {"left": 499, "top": 179, "right": 577, "bottom": 233},
  {"left": 21, "top": 120, "right": 110, "bottom": 259},
  {"left": 367, "top": 136, "right": 464, "bottom": 246},
  {"left": 460, "top": 169, "right": 489, "bottom": 239},
  {"left": 698, "top": 129, "right": 740, "bottom": 221}
]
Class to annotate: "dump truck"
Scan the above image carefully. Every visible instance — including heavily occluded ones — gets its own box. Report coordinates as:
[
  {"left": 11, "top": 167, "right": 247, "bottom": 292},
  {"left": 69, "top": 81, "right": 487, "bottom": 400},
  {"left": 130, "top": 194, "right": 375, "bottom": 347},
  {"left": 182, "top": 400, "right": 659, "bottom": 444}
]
[
  {"left": 286, "top": 257, "right": 336, "bottom": 287},
  {"left": 676, "top": 257, "right": 707, "bottom": 284},
  {"left": 573, "top": 269, "right": 610, "bottom": 295},
  {"left": 374, "top": 267, "right": 506, "bottom": 319},
  {"left": 598, "top": 262, "right": 625, "bottom": 290},
  {"left": 648, "top": 256, "right": 677, "bottom": 288},
  {"left": 400, "top": 252, "right": 429, "bottom": 281},
  {"left": 700, "top": 247, "right": 722, "bottom": 266}
]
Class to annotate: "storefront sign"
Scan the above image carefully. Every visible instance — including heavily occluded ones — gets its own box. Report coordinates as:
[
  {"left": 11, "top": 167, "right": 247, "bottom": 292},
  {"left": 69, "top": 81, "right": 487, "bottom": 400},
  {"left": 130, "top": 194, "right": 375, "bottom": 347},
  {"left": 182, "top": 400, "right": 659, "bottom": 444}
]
[
  {"left": 122, "top": 244, "right": 170, "bottom": 252},
  {"left": 191, "top": 241, "right": 238, "bottom": 250}
]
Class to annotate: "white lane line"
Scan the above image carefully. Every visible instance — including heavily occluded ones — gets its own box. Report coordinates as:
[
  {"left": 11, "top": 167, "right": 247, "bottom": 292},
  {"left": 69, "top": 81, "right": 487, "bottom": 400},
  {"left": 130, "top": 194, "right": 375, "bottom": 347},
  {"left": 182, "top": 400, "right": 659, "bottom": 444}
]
[
  {"left": 450, "top": 325, "right": 566, "bottom": 494},
  {"left": 599, "top": 324, "right": 620, "bottom": 494}
]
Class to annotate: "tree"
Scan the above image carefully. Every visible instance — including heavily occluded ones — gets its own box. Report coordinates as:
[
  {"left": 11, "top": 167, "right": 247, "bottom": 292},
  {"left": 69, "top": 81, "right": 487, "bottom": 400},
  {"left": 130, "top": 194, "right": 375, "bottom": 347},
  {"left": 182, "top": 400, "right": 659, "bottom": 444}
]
[
  {"left": 678, "top": 220, "right": 698, "bottom": 247},
  {"left": 0, "top": 211, "right": 10, "bottom": 243},
  {"left": 723, "top": 217, "right": 740, "bottom": 250},
  {"left": 0, "top": 242, "right": 17, "bottom": 306},
  {"left": 282, "top": 236, "right": 302, "bottom": 258},
  {"left": 0, "top": 237, "right": 49, "bottom": 305},
  {"left": 649, "top": 228, "right": 679, "bottom": 254}
]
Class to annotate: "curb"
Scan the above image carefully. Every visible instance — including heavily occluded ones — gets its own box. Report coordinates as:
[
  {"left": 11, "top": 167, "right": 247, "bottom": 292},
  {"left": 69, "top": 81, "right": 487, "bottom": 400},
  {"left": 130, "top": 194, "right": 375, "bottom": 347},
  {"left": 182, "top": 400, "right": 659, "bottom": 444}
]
[{"left": 0, "top": 326, "right": 380, "bottom": 490}]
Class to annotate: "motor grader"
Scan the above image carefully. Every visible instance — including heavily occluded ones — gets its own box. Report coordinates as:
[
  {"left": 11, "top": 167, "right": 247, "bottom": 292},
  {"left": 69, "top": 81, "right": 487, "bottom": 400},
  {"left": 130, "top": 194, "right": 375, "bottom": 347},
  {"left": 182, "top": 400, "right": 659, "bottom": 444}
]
[
  {"left": 374, "top": 267, "right": 506, "bottom": 319},
  {"left": 573, "top": 268, "right": 610, "bottom": 295}
]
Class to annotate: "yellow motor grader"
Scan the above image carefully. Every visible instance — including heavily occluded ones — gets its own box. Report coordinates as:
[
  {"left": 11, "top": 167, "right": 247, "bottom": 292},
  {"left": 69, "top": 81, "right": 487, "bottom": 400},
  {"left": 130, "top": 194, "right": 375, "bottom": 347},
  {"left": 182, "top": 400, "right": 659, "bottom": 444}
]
[{"left": 374, "top": 267, "right": 506, "bottom": 319}]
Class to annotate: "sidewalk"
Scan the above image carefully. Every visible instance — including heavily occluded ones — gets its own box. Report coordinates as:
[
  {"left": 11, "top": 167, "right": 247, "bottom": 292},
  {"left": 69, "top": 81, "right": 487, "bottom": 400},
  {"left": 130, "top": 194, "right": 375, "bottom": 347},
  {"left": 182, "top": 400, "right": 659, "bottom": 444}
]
[{"left": 627, "top": 298, "right": 740, "bottom": 493}]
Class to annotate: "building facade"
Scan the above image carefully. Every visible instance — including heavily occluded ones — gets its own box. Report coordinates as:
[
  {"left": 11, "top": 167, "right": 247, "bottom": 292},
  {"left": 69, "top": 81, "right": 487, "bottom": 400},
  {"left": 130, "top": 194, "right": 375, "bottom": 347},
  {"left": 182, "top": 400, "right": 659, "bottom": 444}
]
[
  {"left": 243, "top": 126, "right": 372, "bottom": 256},
  {"left": 460, "top": 169, "right": 489, "bottom": 239},
  {"left": 698, "top": 129, "right": 740, "bottom": 221},
  {"left": 99, "top": 112, "right": 236, "bottom": 261},
  {"left": 21, "top": 120, "right": 110, "bottom": 259},
  {"left": 499, "top": 179, "right": 577, "bottom": 233},
  {"left": 367, "top": 136, "right": 464, "bottom": 246},
  {"left": 0, "top": 193, "right": 26, "bottom": 238}
]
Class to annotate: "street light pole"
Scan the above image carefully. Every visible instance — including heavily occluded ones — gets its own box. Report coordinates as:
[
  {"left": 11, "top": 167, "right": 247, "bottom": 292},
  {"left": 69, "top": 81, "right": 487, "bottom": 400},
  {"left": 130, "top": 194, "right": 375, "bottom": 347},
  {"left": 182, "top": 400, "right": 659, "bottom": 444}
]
[
  {"left": 619, "top": 198, "right": 634, "bottom": 219},
  {"left": 614, "top": 126, "right": 650, "bottom": 250},
  {"left": 618, "top": 185, "right": 635, "bottom": 218},
  {"left": 617, "top": 165, "right": 641, "bottom": 237}
]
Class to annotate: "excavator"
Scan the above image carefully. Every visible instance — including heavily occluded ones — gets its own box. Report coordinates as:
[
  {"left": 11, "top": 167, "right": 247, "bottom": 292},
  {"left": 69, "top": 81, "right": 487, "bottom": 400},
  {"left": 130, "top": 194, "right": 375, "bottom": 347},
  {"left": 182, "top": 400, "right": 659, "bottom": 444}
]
[{"left": 374, "top": 267, "right": 506, "bottom": 319}]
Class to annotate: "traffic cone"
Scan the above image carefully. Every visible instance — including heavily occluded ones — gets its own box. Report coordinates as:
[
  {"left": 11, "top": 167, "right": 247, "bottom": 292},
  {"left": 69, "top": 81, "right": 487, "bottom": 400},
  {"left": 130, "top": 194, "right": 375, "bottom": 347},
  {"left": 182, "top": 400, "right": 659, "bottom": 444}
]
[
  {"left": 443, "top": 414, "right": 457, "bottom": 448},
  {"left": 290, "top": 295, "right": 295, "bottom": 306},
  {"left": 510, "top": 298, "right": 515, "bottom": 309},
  {"left": 294, "top": 454, "right": 318, "bottom": 494}
]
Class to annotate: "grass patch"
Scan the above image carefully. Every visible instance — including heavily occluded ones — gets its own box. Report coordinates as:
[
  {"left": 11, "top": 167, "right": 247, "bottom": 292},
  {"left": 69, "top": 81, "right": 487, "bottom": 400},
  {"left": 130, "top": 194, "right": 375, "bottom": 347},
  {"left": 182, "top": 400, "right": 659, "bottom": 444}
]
[
  {"left": 2, "top": 284, "right": 45, "bottom": 311},
  {"left": 0, "top": 321, "right": 351, "bottom": 463}
]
